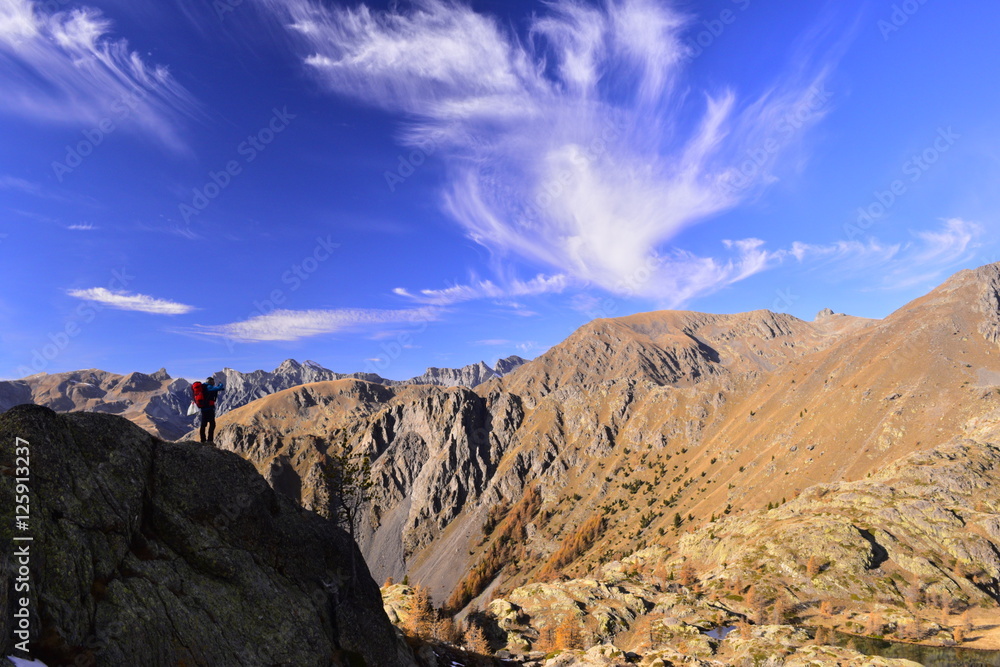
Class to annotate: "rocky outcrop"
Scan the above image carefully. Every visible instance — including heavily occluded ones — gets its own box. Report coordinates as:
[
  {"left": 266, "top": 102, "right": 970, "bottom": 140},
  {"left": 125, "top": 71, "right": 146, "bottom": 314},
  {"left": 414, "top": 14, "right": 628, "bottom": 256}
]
[
  {"left": 676, "top": 438, "right": 1000, "bottom": 608},
  {"left": 0, "top": 405, "right": 414, "bottom": 666}
]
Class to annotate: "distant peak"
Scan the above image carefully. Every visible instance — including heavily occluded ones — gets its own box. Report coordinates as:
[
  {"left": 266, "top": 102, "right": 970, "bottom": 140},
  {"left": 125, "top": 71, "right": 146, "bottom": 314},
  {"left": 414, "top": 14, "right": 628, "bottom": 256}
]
[
  {"left": 275, "top": 359, "right": 302, "bottom": 372},
  {"left": 815, "top": 308, "right": 836, "bottom": 321},
  {"left": 150, "top": 367, "right": 171, "bottom": 381},
  {"left": 494, "top": 355, "right": 528, "bottom": 375}
]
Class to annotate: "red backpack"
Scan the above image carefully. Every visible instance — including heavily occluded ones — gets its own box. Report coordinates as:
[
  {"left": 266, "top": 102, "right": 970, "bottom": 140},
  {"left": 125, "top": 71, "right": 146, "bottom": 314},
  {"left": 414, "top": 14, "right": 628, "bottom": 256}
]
[{"left": 192, "top": 381, "right": 208, "bottom": 408}]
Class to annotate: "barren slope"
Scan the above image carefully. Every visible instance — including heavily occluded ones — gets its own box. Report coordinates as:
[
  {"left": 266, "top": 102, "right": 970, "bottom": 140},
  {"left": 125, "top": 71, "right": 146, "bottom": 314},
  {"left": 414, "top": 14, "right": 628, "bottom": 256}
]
[{"left": 207, "top": 263, "right": 1000, "bottom": 610}]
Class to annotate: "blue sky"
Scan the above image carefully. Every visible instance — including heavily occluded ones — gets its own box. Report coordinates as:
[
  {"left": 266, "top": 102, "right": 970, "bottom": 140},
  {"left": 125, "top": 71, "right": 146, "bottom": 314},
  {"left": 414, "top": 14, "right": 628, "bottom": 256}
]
[{"left": 1, "top": 0, "right": 999, "bottom": 381}]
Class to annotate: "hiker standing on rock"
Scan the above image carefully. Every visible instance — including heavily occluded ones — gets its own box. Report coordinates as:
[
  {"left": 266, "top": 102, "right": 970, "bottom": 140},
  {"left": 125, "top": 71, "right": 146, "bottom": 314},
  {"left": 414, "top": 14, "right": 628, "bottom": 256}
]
[{"left": 191, "top": 376, "right": 225, "bottom": 444}]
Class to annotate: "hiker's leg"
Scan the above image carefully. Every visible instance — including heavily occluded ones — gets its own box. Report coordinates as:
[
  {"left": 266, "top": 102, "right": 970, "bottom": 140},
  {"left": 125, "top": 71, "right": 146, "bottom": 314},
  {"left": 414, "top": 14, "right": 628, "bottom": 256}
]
[
  {"left": 207, "top": 408, "right": 216, "bottom": 442},
  {"left": 199, "top": 410, "right": 208, "bottom": 442}
]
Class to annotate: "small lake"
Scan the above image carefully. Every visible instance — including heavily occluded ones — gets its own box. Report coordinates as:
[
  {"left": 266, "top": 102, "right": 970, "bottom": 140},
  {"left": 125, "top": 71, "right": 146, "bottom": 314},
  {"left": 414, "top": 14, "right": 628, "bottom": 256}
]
[{"left": 831, "top": 630, "right": 1000, "bottom": 667}]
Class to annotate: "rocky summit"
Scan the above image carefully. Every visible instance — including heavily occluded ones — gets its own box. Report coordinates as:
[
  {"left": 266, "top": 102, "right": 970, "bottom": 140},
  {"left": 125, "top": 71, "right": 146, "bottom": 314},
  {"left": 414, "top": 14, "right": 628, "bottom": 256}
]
[{"left": 0, "top": 405, "right": 414, "bottom": 667}]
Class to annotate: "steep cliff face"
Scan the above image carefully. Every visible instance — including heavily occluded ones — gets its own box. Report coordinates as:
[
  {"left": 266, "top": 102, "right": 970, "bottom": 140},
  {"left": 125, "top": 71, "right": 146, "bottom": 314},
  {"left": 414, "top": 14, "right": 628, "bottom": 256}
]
[
  {"left": 0, "top": 405, "right": 414, "bottom": 667},
  {"left": 213, "top": 381, "right": 518, "bottom": 592}
]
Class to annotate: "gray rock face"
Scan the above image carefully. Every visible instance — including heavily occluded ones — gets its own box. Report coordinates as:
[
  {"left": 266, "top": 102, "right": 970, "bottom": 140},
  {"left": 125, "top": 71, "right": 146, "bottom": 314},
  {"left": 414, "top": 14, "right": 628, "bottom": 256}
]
[
  {"left": 405, "top": 355, "right": 528, "bottom": 388},
  {"left": 0, "top": 405, "right": 414, "bottom": 667}
]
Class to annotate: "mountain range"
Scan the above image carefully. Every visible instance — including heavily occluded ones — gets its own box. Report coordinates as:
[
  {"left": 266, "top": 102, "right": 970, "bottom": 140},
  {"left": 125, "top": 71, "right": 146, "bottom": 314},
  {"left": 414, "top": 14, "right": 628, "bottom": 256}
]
[
  {"left": 0, "top": 355, "right": 528, "bottom": 441},
  {"left": 6, "top": 263, "right": 1000, "bottom": 661}
]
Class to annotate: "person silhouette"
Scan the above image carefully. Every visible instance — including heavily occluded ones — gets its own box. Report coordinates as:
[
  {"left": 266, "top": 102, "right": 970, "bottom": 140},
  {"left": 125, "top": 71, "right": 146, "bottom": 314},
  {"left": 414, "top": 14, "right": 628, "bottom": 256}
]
[{"left": 192, "top": 376, "right": 225, "bottom": 444}]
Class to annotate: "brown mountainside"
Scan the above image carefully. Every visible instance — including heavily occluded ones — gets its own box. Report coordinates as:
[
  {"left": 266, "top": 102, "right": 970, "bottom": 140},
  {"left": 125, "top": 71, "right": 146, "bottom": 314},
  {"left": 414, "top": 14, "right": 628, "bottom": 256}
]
[{"left": 210, "top": 263, "right": 1000, "bottom": 611}]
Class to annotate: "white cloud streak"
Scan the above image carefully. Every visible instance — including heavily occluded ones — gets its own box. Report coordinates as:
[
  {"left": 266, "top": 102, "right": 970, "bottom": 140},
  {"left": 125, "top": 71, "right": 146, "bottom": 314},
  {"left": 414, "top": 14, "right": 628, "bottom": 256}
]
[
  {"left": 393, "top": 273, "right": 568, "bottom": 306},
  {"left": 256, "top": 0, "right": 837, "bottom": 303},
  {"left": 195, "top": 307, "right": 442, "bottom": 342},
  {"left": 788, "top": 218, "right": 983, "bottom": 290},
  {"left": 0, "top": 0, "right": 196, "bottom": 148},
  {"left": 67, "top": 287, "right": 194, "bottom": 314}
]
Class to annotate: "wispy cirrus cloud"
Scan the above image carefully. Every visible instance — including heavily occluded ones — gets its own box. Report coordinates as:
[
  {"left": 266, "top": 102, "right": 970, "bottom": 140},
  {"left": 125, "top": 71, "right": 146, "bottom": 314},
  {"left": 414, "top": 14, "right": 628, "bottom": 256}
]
[
  {"left": 0, "top": 0, "right": 196, "bottom": 149},
  {"left": 255, "top": 0, "right": 842, "bottom": 303},
  {"left": 67, "top": 287, "right": 194, "bottom": 314},
  {"left": 0, "top": 174, "right": 42, "bottom": 195},
  {"left": 783, "top": 218, "right": 983, "bottom": 290},
  {"left": 393, "top": 273, "right": 568, "bottom": 306},
  {"left": 193, "top": 307, "right": 442, "bottom": 343}
]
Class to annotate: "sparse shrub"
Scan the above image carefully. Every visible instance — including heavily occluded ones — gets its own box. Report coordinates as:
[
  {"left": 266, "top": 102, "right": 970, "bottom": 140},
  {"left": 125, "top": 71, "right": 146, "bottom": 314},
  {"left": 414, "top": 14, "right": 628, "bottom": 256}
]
[
  {"left": 819, "top": 599, "right": 835, "bottom": 617},
  {"left": 406, "top": 584, "right": 435, "bottom": 639},
  {"left": 535, "top": 626, "right": 556, "bottom": 652},
  {"left": 432, "top": 616, "right": 459, "bottom": 643},
  {"left": 806, "top": 555, "right": 821, "bottom": 578},
  {"left": 863, "top": 610, "right": 883, "bottom": 636},
  {"left": 678, "top": 562, "right": 698, "bottom": 588},
  {"left": 464, "top": 621, "right": 490, "bottom": 653},
  {"left": 554, "top": 616, "right": 584, "bottom": 649},
  {"left": 769, "top": 595, "right": 788, "bottom": 625},
  {"left": 746, "top": 585, "right": 766, "bottom": 624}
]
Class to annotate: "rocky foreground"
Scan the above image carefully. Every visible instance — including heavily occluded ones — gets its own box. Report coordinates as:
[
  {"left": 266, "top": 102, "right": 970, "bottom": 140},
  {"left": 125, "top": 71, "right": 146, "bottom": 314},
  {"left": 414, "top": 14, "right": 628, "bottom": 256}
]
[{"left": 0, "top": 405, "right": 414, "bottom": 666}]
